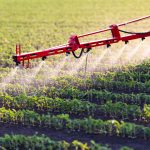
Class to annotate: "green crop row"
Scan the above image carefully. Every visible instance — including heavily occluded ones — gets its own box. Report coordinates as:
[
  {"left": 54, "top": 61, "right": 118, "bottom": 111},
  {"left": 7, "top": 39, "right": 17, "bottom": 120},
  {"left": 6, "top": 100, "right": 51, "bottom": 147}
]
[
  {"left": 44, "top": 87, "right": 150, "bottom": 105},
  {"left": 2, "top": 65, "right": 150, "bottom": 96},
  {"left": 82, "top": 90, "right": 150, "bottom": 105},
  {"left": 91, "top": 71, "right": 150, "bottom": 83},
  {"left": 134, "top": 62, "right": 150, "bottom": 74},
  {"left": 1, "top": 94, "right": 149, "bottom": 121},
  {"left": 92, "top": 79, "right": 150, "bottom": 93},
  {"left": 0, "top": 108, "right": 150, "bottom": 140},
  {"left": 111, "top": 72, "right": 150, "bottom": 83},
  {"left": 0, "top": 135, "right": 108, "bottom": 150},
  {"left": 45, "top": 74, "right": 150, "bottom": 94},
  {"left": 3, "top": 83, "right": 150, "bottom": 106},
  {"left": 0, "top": 134, "right": 134, "bottom": 150}
]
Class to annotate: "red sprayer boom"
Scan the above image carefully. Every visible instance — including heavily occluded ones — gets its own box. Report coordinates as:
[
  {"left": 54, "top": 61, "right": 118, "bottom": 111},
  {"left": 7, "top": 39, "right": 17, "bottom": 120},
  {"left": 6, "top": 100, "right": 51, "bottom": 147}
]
[{"left": 13, "top": 15, "right": 150, "bottom": 67}]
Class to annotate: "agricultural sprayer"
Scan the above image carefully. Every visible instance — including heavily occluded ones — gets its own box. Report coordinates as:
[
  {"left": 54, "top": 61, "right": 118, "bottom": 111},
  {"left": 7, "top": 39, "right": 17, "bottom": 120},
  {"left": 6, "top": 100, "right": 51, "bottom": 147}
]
[{"left": 13, "top": 15, "right": 150, "bottom": 68}]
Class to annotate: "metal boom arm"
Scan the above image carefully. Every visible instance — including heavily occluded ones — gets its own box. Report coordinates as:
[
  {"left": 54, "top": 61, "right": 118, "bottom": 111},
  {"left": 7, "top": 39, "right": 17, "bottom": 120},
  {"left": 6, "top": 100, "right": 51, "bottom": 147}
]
[{"left": 13, "top": 15, "right": 150, "bottom": 67}]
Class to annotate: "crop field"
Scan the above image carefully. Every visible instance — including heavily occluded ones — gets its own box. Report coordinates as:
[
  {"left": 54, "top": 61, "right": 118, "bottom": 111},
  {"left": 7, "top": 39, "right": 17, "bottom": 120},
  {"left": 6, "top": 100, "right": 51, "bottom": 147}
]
[{"left": 1, "top": 0, "right": 150, "bottom": 149}]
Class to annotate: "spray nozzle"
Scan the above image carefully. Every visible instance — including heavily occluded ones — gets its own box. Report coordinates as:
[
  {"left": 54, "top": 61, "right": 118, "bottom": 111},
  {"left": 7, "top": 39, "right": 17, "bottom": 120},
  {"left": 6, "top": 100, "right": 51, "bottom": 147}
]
[
  {"left": 42, "top": 56, "right": 47, "bottom": 61},
  {"left": 125, "top": 41, "right": 129, "bottom": 44},
  {"left": 66, "top": 52, "right": 70, "bottom": 56},
  {"left": 142, "top": 37, "right": 145, "bottom": 41},
  {"left": 107, "top": 44, "right": 111, "bottom": 48}
]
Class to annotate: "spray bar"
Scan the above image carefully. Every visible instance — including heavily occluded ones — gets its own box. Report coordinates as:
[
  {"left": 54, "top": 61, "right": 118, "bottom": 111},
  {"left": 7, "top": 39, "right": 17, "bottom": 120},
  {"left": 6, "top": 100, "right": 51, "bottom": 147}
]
[{"left": 13, "top": 15, "right": 150, "bottom": 68}]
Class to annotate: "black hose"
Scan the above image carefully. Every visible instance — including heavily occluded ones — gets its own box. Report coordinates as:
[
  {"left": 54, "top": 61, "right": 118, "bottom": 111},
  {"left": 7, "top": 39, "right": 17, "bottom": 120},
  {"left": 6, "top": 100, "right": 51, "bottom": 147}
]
[
  {"left": 72, "top": 48, "right": 92, "bottom": 59},
  {"left": 119, "top": 29, "right": 150, "bottom": 35},
  {"left": 72, "top": 48, "right": 84, "bottom": 58}
]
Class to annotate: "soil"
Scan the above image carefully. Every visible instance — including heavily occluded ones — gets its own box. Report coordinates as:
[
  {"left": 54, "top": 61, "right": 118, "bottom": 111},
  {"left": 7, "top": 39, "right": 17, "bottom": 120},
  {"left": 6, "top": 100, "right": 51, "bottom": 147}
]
[{"left": 0, "top": 123, "right": 149, "bottom": 150}]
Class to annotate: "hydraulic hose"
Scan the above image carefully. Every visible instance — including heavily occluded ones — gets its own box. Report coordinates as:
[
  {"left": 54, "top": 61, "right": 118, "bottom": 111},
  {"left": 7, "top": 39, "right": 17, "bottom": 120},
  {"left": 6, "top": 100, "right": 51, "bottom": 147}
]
[
  {"left": 72, "top": 48, "right": 84, "bottom": 58},
  {"left": 119, "top": 29, "right": 150, "bottom": 35},
  {"left": 72, "top": 48, "right": 91, "bottom": 59}
]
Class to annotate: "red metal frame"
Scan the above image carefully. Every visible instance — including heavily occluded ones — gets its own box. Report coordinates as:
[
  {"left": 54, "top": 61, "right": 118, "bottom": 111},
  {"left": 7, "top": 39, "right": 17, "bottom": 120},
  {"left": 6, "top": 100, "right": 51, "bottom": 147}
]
[{"left": 13, "top": 15, "right": 150, "bottom": 67}]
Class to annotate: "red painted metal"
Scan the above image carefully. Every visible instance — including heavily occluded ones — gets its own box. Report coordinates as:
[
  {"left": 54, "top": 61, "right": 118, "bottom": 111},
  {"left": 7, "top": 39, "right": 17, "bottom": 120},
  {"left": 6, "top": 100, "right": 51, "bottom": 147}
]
[
  {"left": 118, "top": 15, "right": 150, "bottom": 27},
  {"left": 16, "top": 44, "right": 21, "bottom": 55},
  {"left": 13, "top": 15, "right": 150, "bottom": 67}
]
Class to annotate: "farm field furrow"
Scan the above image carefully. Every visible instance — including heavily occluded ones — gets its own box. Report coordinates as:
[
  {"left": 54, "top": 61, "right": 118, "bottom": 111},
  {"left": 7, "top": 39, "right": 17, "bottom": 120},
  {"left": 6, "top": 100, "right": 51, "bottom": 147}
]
[
  {"left": 0, "top": 124, "right": 149, "bottom": 150},
  {"left": 0, "top": 107, "right": 150, "bottom": 140}
]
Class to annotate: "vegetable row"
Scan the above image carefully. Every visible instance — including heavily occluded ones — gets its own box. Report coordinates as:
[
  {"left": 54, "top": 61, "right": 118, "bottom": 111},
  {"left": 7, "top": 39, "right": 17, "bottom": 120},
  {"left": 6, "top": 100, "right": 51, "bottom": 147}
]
[
  {"left": 49, "top": 76, "right": 150, "bottom": 94},
  {"left": 0, "top": 134, "right": 133, "bottom": 150},
  {"left": 45, "top": 88, "right": 150, "bottom": 105},
  {"left": 92, "top": 71, "right": 150, "bottom": 83},
  {"left": 1, "top": 95, "right": 150, "bottom": 121},
  {"left": 0, "top": 108, "right": 150, "bottom": 140}
]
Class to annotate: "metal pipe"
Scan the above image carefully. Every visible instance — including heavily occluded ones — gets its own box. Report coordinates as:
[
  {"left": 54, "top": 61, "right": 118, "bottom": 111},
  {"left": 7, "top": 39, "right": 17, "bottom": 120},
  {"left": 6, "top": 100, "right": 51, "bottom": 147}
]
[
  {"left": 78, "top": 15, "right": 150, "bottom": 38},
  {"left": 78, "top": 28, "right": 110, "bottom": 38},
  {"left": 118, "top": 15, "right": 150, "bottom": 27}
]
